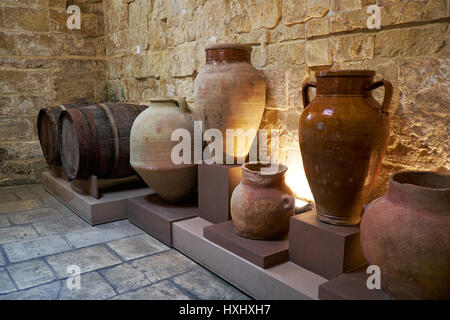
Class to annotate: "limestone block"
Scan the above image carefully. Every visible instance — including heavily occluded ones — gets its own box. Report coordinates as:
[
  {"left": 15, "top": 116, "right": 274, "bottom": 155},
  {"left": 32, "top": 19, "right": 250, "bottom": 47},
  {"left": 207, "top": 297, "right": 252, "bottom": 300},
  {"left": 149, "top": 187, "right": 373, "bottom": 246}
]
[
  {"left": 269, "top": 23, "right": 305, "bottom": 43},
  {"left": 235, "top": 30, "right": 269, "bottom": 45},
  {"left": 0, "top": 58, "right": 60, "bottom": 70},
  {"left": 169, "top": 42, "right": 198, "bottom": 77},
  {"left": 0, "top": 141, "right": 43, "bottom": 161},
  {"left": 330, "top": 8, "right": 366, "bottom": 33},
  {"left": 129, "top": 0, "right": 151, "bottom": 28},
  {"left": 266, "top": 41, "right": 306, "bottom": 66},
  {"left": 374, "top": 23, "right": 447, "bottom": 58},
  {"left": 148, "top": 20, "right": 167, "bottom": 49},
  {"left": 106, "top": 30, "right": 129, "bottom": 55},
  {"left": 336, "top": 0, "right": 363, "bottom": 11},
  {"left": 306, "top": 38, "right": 332, "bottom": 66},
  {"left": 246, "top": 0, "right": 282, "bottom": 30},
  {"left": 105, "top": 5, "right": 128, "bottom": 33},
  {"left": 54, "top": 80, "right": 96, "bottom": 104},
  {"left": 283, "top": 0, "right": 331, "bottom": 25},
  {"left": 2, "top": 7, "right": 49, "bottom": 32},
  {"left": 305, "top": 17, "right": 330, "bottom": 38},
  {"left": 17, "top": 95, "right": 52, "bottom": 117},
  {"left": 381, "top": 0, "right": 447, "bottom": 26},
  {"left": 128, "top": 24, "right": 150, "bottom": 51},
  {"left": 0, "top": 96, "right": 17, "bottom": 117},
  {"left": 226, "top": 0, "right": 251, "bottom": 34},
  {"left": 0, "top": 70, "right": 52, "bottom": 94},
  {"left": 0, "top": 118, "right": 33, "bottom": 141},
  {"left": 262, "top": 64, "right": 309, "bottom": 110},
  {"left": 66, "top": 35, "right": 104, "bottom": 56},
  {"left": 334, "top": 34, "right": 374, "bottom": 62},
  {"left": 16, "top": 33, "right": 65, "bottom": 56},
  {"left": 0, "top": 32, "right": 16, "bottom": 55}
]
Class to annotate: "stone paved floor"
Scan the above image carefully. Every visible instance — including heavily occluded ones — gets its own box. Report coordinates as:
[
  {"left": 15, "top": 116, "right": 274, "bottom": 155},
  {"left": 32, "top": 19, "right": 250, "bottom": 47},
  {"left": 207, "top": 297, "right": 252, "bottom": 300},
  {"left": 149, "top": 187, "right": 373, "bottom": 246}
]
[{"left": 0, "top": 184, "right": 250, "bottom": 300}]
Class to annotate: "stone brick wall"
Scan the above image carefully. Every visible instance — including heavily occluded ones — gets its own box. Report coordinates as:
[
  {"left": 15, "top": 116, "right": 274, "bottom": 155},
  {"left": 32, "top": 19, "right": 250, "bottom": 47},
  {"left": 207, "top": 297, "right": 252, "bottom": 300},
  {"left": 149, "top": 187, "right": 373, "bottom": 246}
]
[
  {"left": 0, "top": 0, "right": 106, "bottom": 186},
  {"left": 2, "top": 0, "right": 449, "bottom": 200},
  {"left": 103, "top": 0, "right": 449, "bottom": 199}
]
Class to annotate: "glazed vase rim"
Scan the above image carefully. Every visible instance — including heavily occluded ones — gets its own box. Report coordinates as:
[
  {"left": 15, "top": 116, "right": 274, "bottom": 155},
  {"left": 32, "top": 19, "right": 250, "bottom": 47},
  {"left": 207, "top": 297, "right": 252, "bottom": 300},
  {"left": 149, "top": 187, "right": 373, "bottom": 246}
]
[
  {"left": 242, "top": 161, "right": 288, "bottom": 176},
  {"left": 390, "top": 170, "right": 450, "bottom": 191},
  {"left": 317, "top": 70, "right": 376, "bottom": 77},
  {"left": 205, "top": 43, "right": 252, "bottom": 52}
]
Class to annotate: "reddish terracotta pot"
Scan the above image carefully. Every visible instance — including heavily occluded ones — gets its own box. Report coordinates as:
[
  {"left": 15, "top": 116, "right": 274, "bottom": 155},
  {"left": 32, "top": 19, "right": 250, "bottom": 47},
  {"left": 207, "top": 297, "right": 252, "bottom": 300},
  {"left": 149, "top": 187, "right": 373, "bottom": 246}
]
[
  {"left": 361, "top": 171, "right": 450, "bottom": 300},
  {"left": 194, "top": 43, "right": 266, "bottom": 163},
  {"left": 230, "top": 162, "right": 295, "bottom": 240},
  {"left": 299, "top": 70, "right": 392, "bottom": 225}
]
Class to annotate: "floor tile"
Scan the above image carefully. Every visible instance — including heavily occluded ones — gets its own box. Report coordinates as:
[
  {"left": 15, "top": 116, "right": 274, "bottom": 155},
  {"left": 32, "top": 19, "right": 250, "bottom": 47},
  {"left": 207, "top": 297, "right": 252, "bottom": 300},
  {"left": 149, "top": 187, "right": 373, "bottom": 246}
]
[
  {"left": 32, "top": 215, "right": 90, "bottom": 236},
  {"left": 0, "top": 225, "right": 38, "bottom": 245},
  {"left": 15, "top": 188, "right": 49, "bottom": 200},
  {"left": 0, "top": 194, "right": 18, "bottom": 203},
  {"left": 0, "top": 267, "right": 16, "bottom": 294},
  {"left": 0, "top": 199, "right": 42, "bottom": 214},
  {"left": 131, "top": 250, "right": 198, "bottom": 283},
  {"left": 8, "top": 207, "right": 62, "bottom": 225},
  {"left": 46, "top": 245, "right": 122, "bottom": 278},
  {"left": 96, "top": 220, "right": 143, "bottom": 236},
  {"left": 0, "top": 281, "right": 61, "bottom": 300},
  {"left": 7, "top": 259, "right": 55, "bottom": 290},
  {"left": 101, "top": 263, "right": 150, "bottom": 294},
  {"left": 0, "top": 252, "right": 5, "bottom": 266},
  {"left": 113, "top": 280, "right": 190, "bottom": 300},
  {"left": 172, "top": 268, "right": 250, "bottom": 300},
  {"left": 106, "top": 234, "right": 169, "bottom": 261},
  {"left": 3, "top": 235, "right": 71, "bottom": 263},
  {"left": 65, "top": 227, "right": 130, "bottom": 249},
  {"left": 59, "top": 271, "right": 116, "bottom": 300},
  {"left": 0, "top": 215, "right": 10, "bottom": 228}
]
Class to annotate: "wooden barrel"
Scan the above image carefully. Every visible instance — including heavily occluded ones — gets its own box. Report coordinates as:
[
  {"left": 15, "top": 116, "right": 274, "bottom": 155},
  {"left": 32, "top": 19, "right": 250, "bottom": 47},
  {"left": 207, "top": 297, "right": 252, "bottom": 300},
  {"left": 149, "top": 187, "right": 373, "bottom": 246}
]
[
  {"left": 37, "top": 103, "right": 89, "bottom": 165},
  {"left": 58, "top": 103, "right": 147, "bottom": 180}
]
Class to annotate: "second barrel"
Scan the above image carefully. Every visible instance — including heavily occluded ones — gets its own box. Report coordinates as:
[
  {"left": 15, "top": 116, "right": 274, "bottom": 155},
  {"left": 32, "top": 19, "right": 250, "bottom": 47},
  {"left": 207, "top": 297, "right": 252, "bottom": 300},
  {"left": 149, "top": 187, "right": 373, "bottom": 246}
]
[{"left": 58, "top": 103, "right": 147, "bottom": 180}]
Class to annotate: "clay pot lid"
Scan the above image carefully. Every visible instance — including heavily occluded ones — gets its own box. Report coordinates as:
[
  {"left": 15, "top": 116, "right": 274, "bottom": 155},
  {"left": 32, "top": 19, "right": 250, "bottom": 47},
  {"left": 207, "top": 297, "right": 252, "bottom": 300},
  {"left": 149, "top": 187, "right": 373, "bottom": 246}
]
[
  {"left": 317, "top": 70, "right": 376, "bottom": 77},
  {"left": 205, "top": 43, "right": 252, "bottom": 52}
]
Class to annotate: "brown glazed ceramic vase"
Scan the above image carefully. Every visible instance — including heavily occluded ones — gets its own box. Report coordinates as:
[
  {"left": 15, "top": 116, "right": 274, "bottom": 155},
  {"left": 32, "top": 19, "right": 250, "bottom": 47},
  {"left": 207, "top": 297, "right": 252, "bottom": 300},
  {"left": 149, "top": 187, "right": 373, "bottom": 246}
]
[
  {"left": 361, "top": 171, "right": 450, "bottom": 299},
  {"left": 230, "top": 162, "right": 295, "bottom": 240},
  {"left": 194, "top": 43, "right": 266, "bottom": 163},
  {"left": 130, "top": 98, "right": 197, "bottom": 203},
  {"left": 299, "top": 70, "right": 392, "bottom": 225}
]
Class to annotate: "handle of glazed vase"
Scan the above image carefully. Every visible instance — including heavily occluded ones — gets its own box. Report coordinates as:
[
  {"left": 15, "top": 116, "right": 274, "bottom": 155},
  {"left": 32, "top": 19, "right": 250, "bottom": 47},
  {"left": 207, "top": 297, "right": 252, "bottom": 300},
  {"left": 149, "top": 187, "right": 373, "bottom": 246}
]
[
  {"left": 302, "top": 82, "right": 316, "bottom": 107},
  {"left": 367, "top": 79, "right": 393, "bottom": 113}
]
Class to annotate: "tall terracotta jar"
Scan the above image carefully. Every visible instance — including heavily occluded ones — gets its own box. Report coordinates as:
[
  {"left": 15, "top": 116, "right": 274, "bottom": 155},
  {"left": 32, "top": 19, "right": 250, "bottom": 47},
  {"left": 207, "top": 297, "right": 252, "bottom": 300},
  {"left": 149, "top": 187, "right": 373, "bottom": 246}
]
[
  {"left": 361, "top": 171, "right": 450, "bottom": 299},
  {"left": 299, "top": 70, "right": 392, "bottom": 225},
  {"left": 230, "top": 162, "right": 295, "bottom": 240},
  {"left": 194, "top": 44, "right": 266, "bottom": 163},
  {"left": 130, "top": 98, "right": 197, "bottom": 203}
]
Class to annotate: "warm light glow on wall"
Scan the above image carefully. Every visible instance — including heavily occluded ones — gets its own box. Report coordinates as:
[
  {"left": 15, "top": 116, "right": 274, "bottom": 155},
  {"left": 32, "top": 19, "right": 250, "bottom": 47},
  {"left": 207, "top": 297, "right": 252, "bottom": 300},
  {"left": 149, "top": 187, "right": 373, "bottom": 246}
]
[{"left": 284, "top": 149, "right": 314, "bottom": 203}]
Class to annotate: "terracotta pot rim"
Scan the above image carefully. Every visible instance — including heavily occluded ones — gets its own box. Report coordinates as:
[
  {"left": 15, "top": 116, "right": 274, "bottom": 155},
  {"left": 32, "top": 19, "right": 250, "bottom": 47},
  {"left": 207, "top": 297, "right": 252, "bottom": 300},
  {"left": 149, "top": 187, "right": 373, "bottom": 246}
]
[
  {"left": 390, "top": 170, "right": 450, "bottom": 191},
  {"left": 317, "top": 70, "right": 376, "bottom": 77},
  {"left": 205, "top": 43, "right": 252, "bottom": 52},
  {"left": 242, "top": 161, "right": 288, "bottom": 176}
]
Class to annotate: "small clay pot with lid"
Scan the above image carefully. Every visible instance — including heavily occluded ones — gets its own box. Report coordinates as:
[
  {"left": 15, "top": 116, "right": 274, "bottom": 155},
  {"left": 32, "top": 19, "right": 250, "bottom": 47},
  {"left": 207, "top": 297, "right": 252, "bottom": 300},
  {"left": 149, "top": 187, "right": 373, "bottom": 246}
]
[
  {"left": 193, "top": 43, "right": 266, "bottom": 164},
  {"left": 230, "top": 162, "right": 295, "bottom": 240}
]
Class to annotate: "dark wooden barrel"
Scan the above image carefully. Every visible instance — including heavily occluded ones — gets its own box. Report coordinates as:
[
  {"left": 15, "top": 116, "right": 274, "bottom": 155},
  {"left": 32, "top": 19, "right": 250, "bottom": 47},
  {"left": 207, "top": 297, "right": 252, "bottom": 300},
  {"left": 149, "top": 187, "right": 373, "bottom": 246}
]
[
  {"left": 37, "top": 103, "right": 89, "bottom": 165},
  {"left": 58, "top": 103, "right": 147, "bottom": 180}
]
